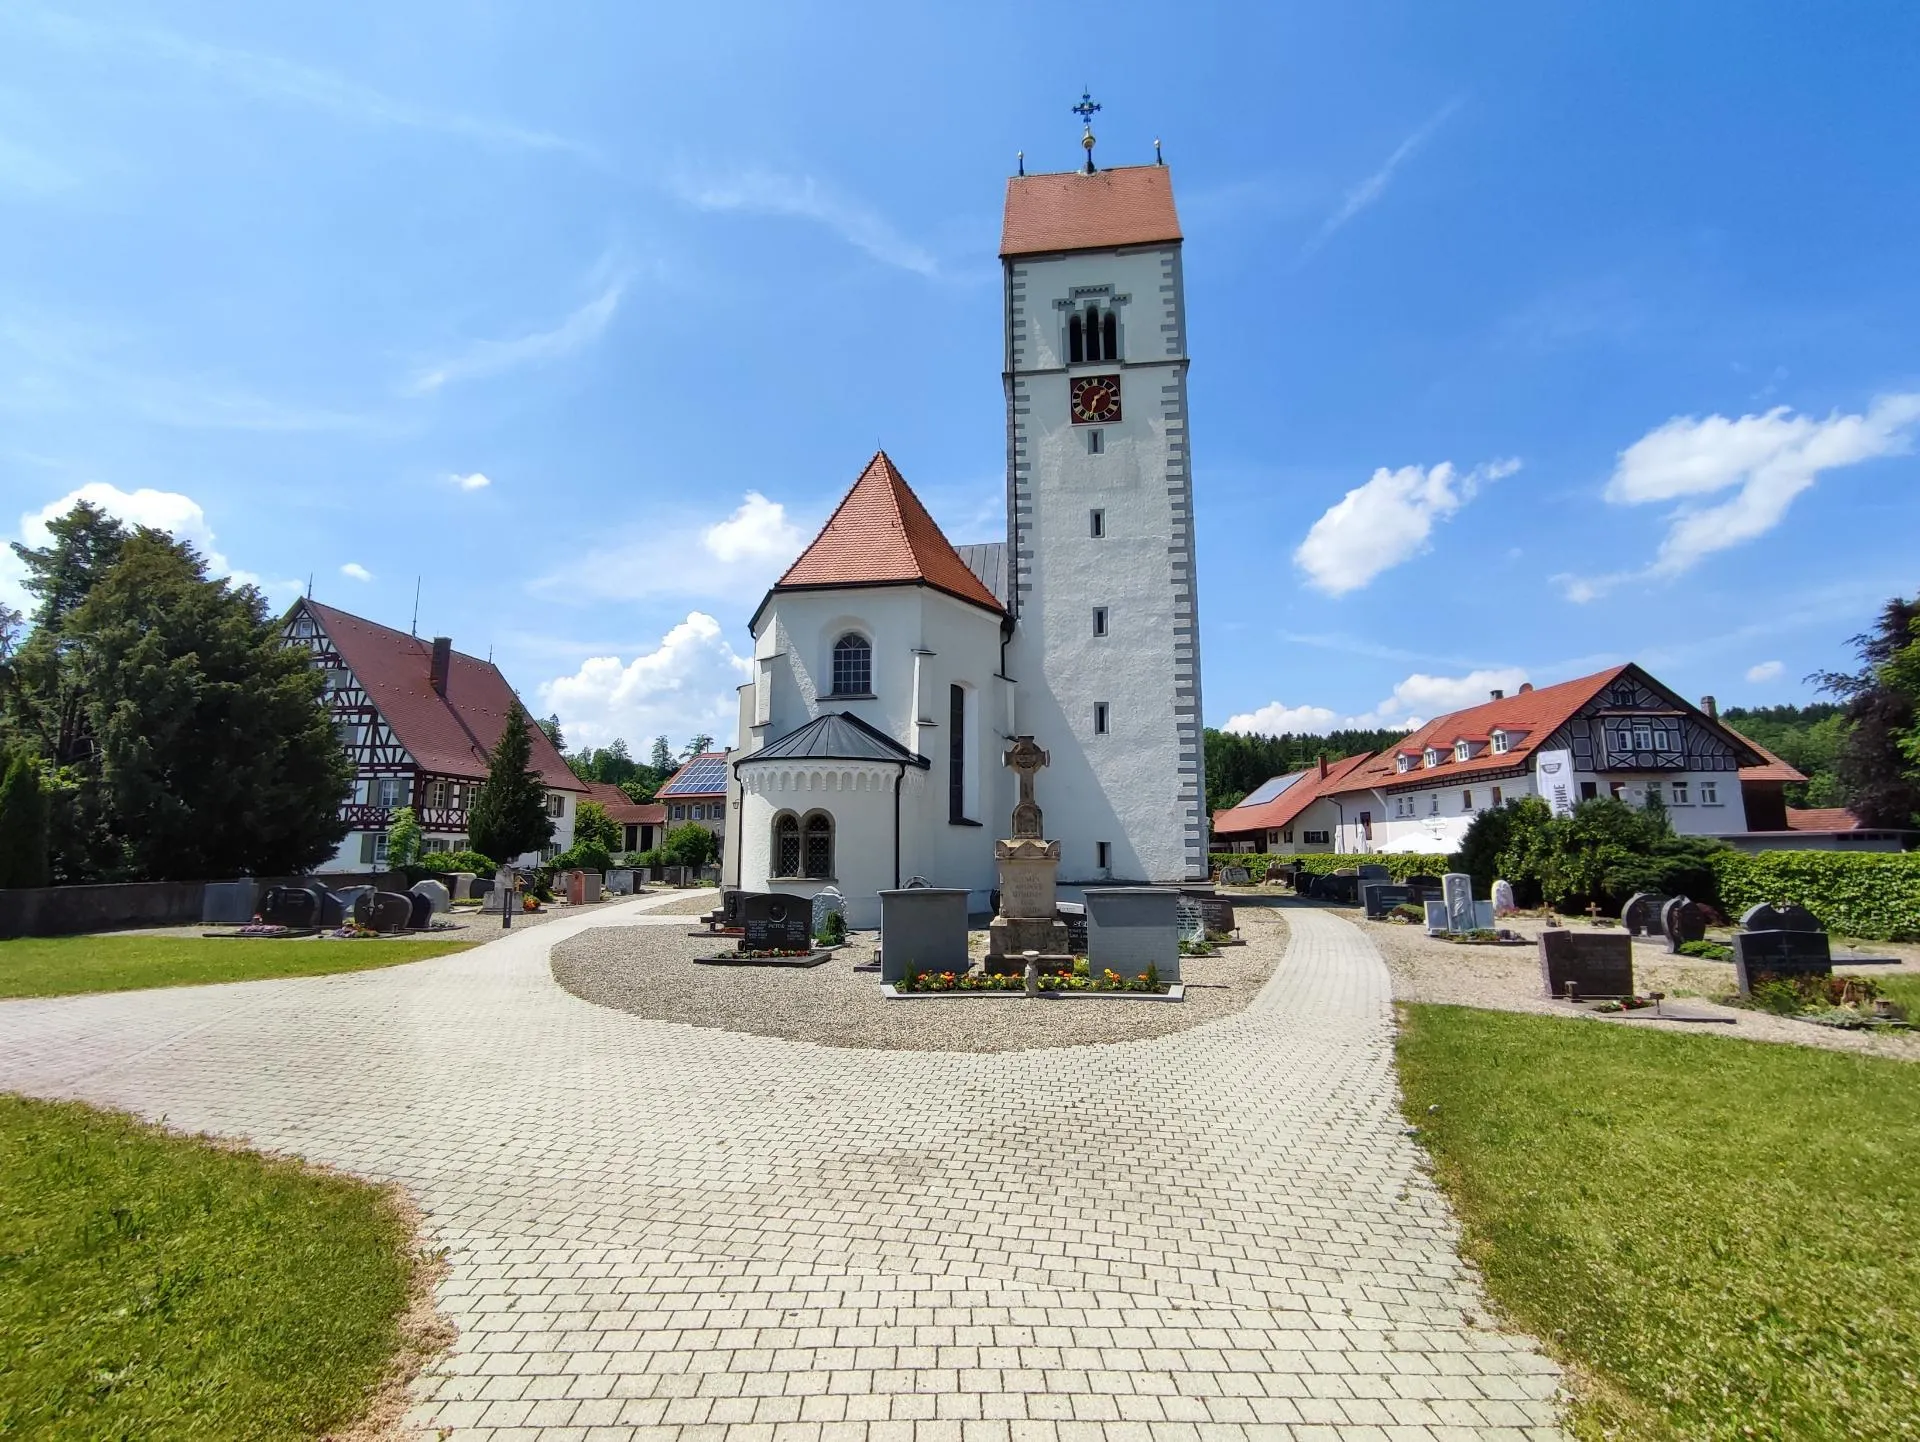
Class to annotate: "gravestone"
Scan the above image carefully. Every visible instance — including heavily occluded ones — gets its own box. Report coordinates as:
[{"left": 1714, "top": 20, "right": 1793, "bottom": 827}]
[
  {"left": 200, "top": 879, "right": 258, "bottom": 925},
  {"left": 1660, "top": 896, "right": 1708, "bottom": 953},
  {"left": 879, "top": 887, "right": 969, "bottom": 982},
  {"left": 1313, "top": 873, "right": 1360, "bottom": 904},
  {"left": 1538, "top": 928, "right": 1635, "bottom": 999},
  {"left": 662, "top": 865, "right": 690, "bottom": 887},
  {"left": 739, "top": 892, "right": 811, "bottom": 950},
  {"left": 355, "top": 890, "right": 413, "bottom": 934},
  {"left": 1198, "top": 896, "right": 1236, "bottom": 939},
  {"left": 409, "top": 878, "right": 451, "bottom": 915},
  {"left": 1491, "top": 879, "right": 1517, "bottom": 914},
  {"left": 1357, "top": 863, "right": 1390, "bottom": 881},
  {"left": 1174, "top": 895, "right": 1205, "bottom": 943},
  {"left": 1424, "top": 900, "right": 1450, "bottom": 935},
  {"left": 327, "top": 886, "right": 370, "bottom": 928},
  {"left": 1084, "top": 887, "right": 1181, "bottom": 982},
  {"left": 1733, "top": 929, "right": 1833, "bottom": 994},
  {"left": 1219, "top": 863, "right": 1252, "bottom": 885},
  {"left": 702, "top": 863, "right": 722, "bottom": 885},
  {"left": 1405, "top": 874, "right": 1441, "bottom": 891},
  {"left": 469, "top": 878, "right": 494, "bottom": 902},
  {"left": 259, "top": 883, "right": 323, "bottom": 929},
  {"left": 633, "top": 867, "right": 653, "bottom": 885},
  {"left": 1055, "top": 901, "right": 1089, "bottom": 955},
  {"left": 811, "top": 886, "right": 846, "bottom": 938},
  {"left": 1443, "top": 873, "right": 1475, "bottom": 934},
  {"left": 1474, "top": 899, "right": 1495, "bottom": 930},
  {"left": 1622, "top": 892, "right": 1669, "bottom": 937},
  {"left": 446, "top": 871, "right": 479, "bottom": 900},
  {"left": 605, "top": 869, "right": 634, "bottom": 895},
  {"left": 1362, "top": 883, "right": 1414, "bottom": 920},
  {"left": 405, "top": 891, "right": 434, "bottom": 930},
  {"left": 1739, "top": 902, "right": 1823, "bottom": 933}
]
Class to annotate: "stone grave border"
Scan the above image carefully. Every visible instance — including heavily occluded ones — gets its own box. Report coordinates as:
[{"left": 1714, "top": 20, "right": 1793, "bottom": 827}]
[
  {"left": 880, "top": 982, "right": 1185, "bottom": 1003},
  {"left": 692, "top": 949, "right": 837, "bottom": 968}
]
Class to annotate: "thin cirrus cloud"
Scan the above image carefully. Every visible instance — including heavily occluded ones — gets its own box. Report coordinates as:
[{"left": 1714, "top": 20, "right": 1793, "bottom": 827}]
[
  {"left": 668, "top": 167, "right": 940, "bottom": 278},
  {"left": 1294, "top": 457, "right": 1520, "bottom": 596},
  {"left": 1559, "top": 391, "right": 1920, "bottom": 602},
  {"left": 1300, "top": 97, "right": 1462, "bottom": 260},
  {"left": 404, "top": 277, "right": 627, "bottom": 396},
  {"left": 1745, "top": 660, "right": 1784, "bottom": 683}
]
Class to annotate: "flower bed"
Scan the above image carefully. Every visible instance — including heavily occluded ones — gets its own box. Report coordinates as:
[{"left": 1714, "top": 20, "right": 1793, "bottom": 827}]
[
  {"left": 1732, "top": 972, "right": 1910, "bottom": 1029},
  {"left": 692, "top": 947, "right": 833, "bottom": 968},
  {"left": 886, "top": 965, "right": 1180, "bottom": 1000}
]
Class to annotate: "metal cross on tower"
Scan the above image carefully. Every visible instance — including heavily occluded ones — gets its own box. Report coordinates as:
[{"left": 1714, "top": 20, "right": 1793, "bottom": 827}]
[{"left": 1073, "top": 89, "right": 1101, "bottom": 172}]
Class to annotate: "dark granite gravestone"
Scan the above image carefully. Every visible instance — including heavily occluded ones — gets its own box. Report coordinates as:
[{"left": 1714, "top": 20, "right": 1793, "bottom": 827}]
[
  {"left": 1622, "top": 892, "right": 1670, "bottom": 937},
  {"left": 405, "top": 891, "right": 434, "bottom": 930},
  {"left": 1538, "top": 928, "right": 1635, "bottom": 999},
  {"left": 1660, "top": 895, "right": 1708, "bottom": 953},
  {"left": 1405, "top": 875, "right": 1441, "bottom": 891},
  {"left": 1219, "top": 864, "right": 1252, "bottom": 885},
  {"left": 1198, "top": 897, "right": 1236, "bottom": 938},
  {"left": 1312, "top": 873, "right": 1359, "bottom": 904},
  {"left": 1357, "top": 863, "right": 1390, "bottom": 881},
  {"left": 324, "top": 886, "right": 367, "bottom": 928},
  {"left": 1733, "top": 929, "right": 1833, "bottom": 993},
  {"left": 1739, "top": 902, "right": 1823, "bottom": 933},
  {"left": 721, "top": 889, "right": 749, "bottom": 927},
  {"left": 1085, "top": 887, "right": 1182, "bottom": 982},
  {"left": 259, "top": 883, "right": 323, "bottom": 929},
  {"left": 201, "top": 880, "right": 258, "bottom": 925},
  {"left": 1362, "top": 883, "right": 1414, "bottom": 920},
  {"left": 880, "top": 888, "right": 970, "bottom": 981},
  {"left": 355, "top": 890, "right": 414, "bottom": 934},
  {"left": 1056, "top": 901, "right": 1089, "bottom": 955},
  {"left": 739, "top": 892, "right": 812, "bottom": 951},
  {"left": 469, "top": 878, "right": 494, "bottom": 901}
]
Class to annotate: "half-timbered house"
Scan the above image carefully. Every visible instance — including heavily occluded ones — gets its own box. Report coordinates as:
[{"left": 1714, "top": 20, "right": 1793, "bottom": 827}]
[{"left": 282, "top": 599, "right": 585, "bottom": 871}]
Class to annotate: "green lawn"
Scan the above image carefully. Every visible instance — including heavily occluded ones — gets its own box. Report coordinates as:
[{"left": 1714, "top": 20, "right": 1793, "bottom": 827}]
[
  {"left": 1397, "top": 1005, "right": 1920, "bottom": 1442},
  {"left": 0, "top": 935, "right": 477, "bottom": 999},
  {"left": 1875, "top": 972, "right": 1920, "bottom": 1017},
  {"left": 1, "top": 1094, "right": 430, "bottom": 1439}
]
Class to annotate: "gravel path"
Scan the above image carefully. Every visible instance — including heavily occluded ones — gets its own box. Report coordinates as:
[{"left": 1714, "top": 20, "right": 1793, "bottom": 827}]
[
  {"left": 1348, "top": 906, "right": 1920, "bottom": 1061},
  {"left": 552, "top": 907, "right": 1287, "bottom": 1052}
]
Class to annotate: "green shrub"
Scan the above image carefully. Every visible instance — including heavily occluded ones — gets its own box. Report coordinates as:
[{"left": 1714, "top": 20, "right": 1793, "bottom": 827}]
[
  {"left": 549, "top": 839, "right": 613, "bottom": 873},
  {"left": 1207, "top": 852, "right": 1451, "bottom": 884},
  {"left": 663, "top": 823, "right": 716, "bottom": 871},
  {"left": 815, "top": 910, "right": 847, "bottom": 946},
  {"left": 1454, "top": 795, "right": 1726, "bottom": 913},
  {"left": 420, "top": 848, "right": 497, "bottom": 876},
  {"left": 1677, "top": 939, "right": 1733, "bottom": 961},
  {"left": 1710, "top": 849, "right": 1920, "bottom": 941}
]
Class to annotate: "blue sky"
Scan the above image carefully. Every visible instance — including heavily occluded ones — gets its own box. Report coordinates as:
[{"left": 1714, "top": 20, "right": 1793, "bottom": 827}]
[{"left": 4, "top": 2, "right": 1918, "bottom": 750}]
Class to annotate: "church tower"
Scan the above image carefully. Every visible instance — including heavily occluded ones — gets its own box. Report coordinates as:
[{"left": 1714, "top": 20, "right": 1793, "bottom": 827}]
[{"left": 1000, "top": 106, "right": 1205, "bottom": 884}]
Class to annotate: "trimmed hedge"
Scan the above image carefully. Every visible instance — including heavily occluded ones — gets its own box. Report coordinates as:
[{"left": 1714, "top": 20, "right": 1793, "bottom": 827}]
[
  {"left": 1209, "top": 852, "right": 1452, "bottom": 884},
  {"left": 1709, "top": 850, "right": 1920, "bottom": 942}
]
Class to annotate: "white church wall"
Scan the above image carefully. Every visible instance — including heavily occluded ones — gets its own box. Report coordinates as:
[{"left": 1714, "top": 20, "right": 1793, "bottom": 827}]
[{"left": 1003, "top": 240, "right": 1203, "bottom": 884}]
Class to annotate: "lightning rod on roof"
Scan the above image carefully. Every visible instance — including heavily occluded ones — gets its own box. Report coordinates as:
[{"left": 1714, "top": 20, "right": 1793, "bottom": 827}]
[{"left": 411, "top": 577, "right": 421, "bottom": 636}]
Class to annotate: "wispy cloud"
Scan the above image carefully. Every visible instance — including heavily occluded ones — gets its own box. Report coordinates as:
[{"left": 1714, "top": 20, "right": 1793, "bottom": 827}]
[
  {"left": 405, "top": 277, "right": 626, "bottom": 395},
  {"left": 340, "top": 561, "right": 372, "bottom": 582},
  {"left": 669, "top": 167, "right": 939, "bottom": 277},
  {"left": 1302, "top": 98, "right": 1462, "bottom": 260},
  {"left": 449, "top": 471, "right": 492, "bottom": 492},
  {"left": 23, "top": 8, "right": 596, "bottom": 162}
]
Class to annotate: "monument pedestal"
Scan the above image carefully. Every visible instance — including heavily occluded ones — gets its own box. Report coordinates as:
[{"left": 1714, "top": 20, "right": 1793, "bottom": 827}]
[{"left": 986, "top": 837, "right": 1071, "bottom": 973}]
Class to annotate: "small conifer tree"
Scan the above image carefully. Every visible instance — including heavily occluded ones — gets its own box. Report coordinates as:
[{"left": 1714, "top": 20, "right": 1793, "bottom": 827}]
[{"left": 468, "top": 707, "right": 555, "bottom": 865}]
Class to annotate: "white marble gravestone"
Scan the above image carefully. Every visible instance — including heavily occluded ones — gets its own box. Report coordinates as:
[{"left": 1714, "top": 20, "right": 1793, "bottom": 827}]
[
  {"left": 1491, "top": 879, "right": 1516, "bottom": 913},
  {"left": 811, "top": 886, "right": 846, "bottom": 938},
  {"left": 1443, "top": 873, "right": 1475, "bottom": 933}
]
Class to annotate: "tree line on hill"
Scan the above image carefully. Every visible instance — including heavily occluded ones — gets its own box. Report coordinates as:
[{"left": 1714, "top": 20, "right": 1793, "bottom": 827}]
[
  {"left": 535, "top": 721, "right": 718, "bottom": 804},
  {"left": 1203, "top": 726, "right": 1410, "bottom": 815}
]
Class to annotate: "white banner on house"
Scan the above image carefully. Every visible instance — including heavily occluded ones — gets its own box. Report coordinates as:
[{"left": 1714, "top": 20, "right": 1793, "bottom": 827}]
[{"left": 1535, "top": 749, "right": 1578, "bottom": 817}]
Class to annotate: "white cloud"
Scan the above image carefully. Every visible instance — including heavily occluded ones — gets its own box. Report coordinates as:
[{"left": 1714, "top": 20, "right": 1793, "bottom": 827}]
[
  {"left": 10, "top": 482, "right": 301, "bottom": 603},
  {"left": 450, "top": 471, "right": 491, "bottom": 491},
  {"left": 539, "top": 612, "right": 753, "bottom": 751},
  {"left": 1302, "top": 98, "right": 1461, "bottom": 259},
  {"left": 1346, "top": 668, "right": 1531, "bottom": 730},
  {"left": 1746, "top": 659, "right": 1785, "bottom": 684},
  {"left": 1295, "top": 457, "right": 1519, "bottom": 596},
  {"left": 1564, "top": 392, "right": 1920, "bottom": 600},
  {"left": 670, "top": 168, "right": 938, "bottom": 277},
  {"left": 406, "top": 279, "right": 626, "bottom": 396},
  {"left": 535, "top": 491, "right": 809, "bottom": 604},
  {"left": 1223, "top": 701, "right": 1341, "bottom": 735},
  {"left": 340, "top": 561, "right": 372, "bottom": 582}
]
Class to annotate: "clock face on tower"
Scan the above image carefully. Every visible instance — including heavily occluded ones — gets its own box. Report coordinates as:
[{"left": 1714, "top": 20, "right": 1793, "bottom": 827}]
[{"left": 1069, "top": 374, "right": 1122, "bottom": 425}]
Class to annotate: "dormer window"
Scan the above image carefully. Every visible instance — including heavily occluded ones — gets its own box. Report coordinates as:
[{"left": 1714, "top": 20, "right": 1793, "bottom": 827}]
[
  {"left": 1396, "top": 754, "right": 1413, "bottom": 775},
  {"left": 1067, "top": 303, "right": 1119, "bottom": 364},
  {"left": 1491, "top": 730, "right": 1511, "bottom": 755},
  {"left": 1454, "top": 741, "right": 1471, "bottom": 762},
  {"left": 1424, "top": 747, "right": 1442, "bottom": 768}
]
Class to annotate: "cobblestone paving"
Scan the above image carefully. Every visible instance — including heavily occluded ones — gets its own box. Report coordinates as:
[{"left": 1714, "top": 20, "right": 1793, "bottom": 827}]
[{"left": 0, "top": 892, "right": 1565, "bottom": 1441}]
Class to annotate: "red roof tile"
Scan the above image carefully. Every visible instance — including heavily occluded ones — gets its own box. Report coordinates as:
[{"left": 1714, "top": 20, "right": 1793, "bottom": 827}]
[
  {"left": 1000, "top": 165, "right": 1182, "bottom": 257},
  {"left": 578, "top": 780, "right": 666, "bottom": 827},
  {"left": 1212, "top": 753, "right": 1376, "bottom": 836},
  {"left": 302, "top": 600, "right": 582, "bottom": 791},
  {"left": 769, "top": 452, "right": 1004, "bottom": 616},
  {"left": 1785, "top": 807, "right": 1862, "bottom": 832},
  {"left": 1724, "top": 728, "right": 1808, "bottom": 784}
]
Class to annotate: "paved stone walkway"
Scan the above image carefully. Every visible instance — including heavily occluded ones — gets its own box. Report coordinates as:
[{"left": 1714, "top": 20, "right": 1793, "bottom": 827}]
[{"left": 0, "top": 894, "right": 1564, "bottom": 1441}]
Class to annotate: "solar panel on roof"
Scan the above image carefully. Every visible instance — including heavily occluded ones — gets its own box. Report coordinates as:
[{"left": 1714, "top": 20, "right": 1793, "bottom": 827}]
[
  {"left": 1239, "top": 772, "right": 1306, "bottom": 807},
  {"left": 660, "top": 755, "right": 728, "bottom": 794}
]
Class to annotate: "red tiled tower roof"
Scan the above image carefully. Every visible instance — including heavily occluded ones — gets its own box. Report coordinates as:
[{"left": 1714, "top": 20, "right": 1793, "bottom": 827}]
[
  {"left": 1000, "top": 165, "right": 1182, "bottom": 257},
  {"left": 765, "top": 452, "right": 1004, "bottom": 619}
]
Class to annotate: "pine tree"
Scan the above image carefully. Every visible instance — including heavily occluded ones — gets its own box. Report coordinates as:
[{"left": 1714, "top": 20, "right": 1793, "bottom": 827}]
[
  {"left": 468, "top": 706, "right": 555, "bottom": 865},
  {"left": 649, "top": 735, "right": 673, "bottom": 772},
  {"left": 0, "top": 752, "right": 50, "bottom": 888},
  {"left": 10, "top": 501, "right": 128, "bottom": 628}
]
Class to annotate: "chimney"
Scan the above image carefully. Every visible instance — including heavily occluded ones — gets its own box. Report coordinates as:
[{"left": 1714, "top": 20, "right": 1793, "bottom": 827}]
[
  {"left": 1702, "top": 694, "right": 1718, "bottom": 720},
  {"left": 429, "top": 636, "right": 452, "bottom": 697},
  {"left": 1318, "top": 754, "right": 1329, "bottom": 780},
  {"left": 1490, "top": 688, "right": 1504, "bottom": 700},
  {"left": 1519, "top": 682, "right": 1534, "bottom": 694}
]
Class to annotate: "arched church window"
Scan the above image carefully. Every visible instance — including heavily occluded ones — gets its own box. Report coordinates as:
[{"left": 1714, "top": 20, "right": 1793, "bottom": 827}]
[
  {"left": 774, "top": 813, "right": 800, "bottom": 877},
  {"left": 831, "top": 633, "right": 872, "bottom": 695},
  {"left": 1101, "top": 308, "right": 1118, "bottom": 361},
  {"left": 1084, "top": 305, "right": 1104, "bottom": 361},
  {"left": 803, "top": 812, "right": 834, "bottom": 879},
  {"left": 1067, "top": 312, "right": 1084, "bottom": 364}
]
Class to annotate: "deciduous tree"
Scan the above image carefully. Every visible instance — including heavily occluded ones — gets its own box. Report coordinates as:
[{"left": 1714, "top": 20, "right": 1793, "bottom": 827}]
[{"left": 1817, "top": 597, "right": 1920, "bottom": 828}]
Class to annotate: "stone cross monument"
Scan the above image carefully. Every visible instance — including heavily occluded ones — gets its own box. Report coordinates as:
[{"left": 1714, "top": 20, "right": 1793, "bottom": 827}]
[{"left": 987, "top": 736, "right": 1071, "bottom": 972}]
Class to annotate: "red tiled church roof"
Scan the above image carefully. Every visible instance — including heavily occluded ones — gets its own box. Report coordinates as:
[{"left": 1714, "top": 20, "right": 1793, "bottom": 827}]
[
  {"left": 1000, "top": 165, "right": 1183, "bottom": 257},
  {"left": 767, "top": 452, "right": 1004, "bottom": 617},
  {"left": 1212, "top": 753, "right": 1375, "bottom": 837},
  {"left": 302, "top": 600, "right": 582, "bottom": 791}
]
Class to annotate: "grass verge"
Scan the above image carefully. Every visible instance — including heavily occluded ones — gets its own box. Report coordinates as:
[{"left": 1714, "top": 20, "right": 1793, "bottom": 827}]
[
  {"left": 1396, "top": 1004, "right": 1920, "bottom": 1441},
  {"left": 1, "top": 1093, "right": 445, "bottom": 1439},
  {"left": 0, "top": 935, "right": 477, "bottom": 999}
]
